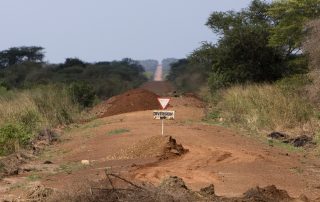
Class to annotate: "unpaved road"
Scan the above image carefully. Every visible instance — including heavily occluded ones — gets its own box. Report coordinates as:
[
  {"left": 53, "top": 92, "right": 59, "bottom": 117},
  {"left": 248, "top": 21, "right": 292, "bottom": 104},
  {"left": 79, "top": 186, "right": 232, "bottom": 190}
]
[
  {"left": 154, "top": 64, "right": 163, "bottom": 81},
  {"left": 1, "top": 81, "right": 320, "bottom": 201}
]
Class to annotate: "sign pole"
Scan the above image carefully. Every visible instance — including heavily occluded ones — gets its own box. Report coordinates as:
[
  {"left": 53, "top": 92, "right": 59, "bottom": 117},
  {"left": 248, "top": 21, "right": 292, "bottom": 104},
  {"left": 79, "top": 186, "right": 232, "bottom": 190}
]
[{"left": 161, "top": 119, "right": 164, "bottom": 136}]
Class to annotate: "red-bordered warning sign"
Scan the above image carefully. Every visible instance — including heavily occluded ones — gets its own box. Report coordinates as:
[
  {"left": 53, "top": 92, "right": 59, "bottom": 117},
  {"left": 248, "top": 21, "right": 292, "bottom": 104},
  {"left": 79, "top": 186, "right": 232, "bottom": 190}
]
[{"left": 157, "top": 98, "right": 170, "bottom": 109}]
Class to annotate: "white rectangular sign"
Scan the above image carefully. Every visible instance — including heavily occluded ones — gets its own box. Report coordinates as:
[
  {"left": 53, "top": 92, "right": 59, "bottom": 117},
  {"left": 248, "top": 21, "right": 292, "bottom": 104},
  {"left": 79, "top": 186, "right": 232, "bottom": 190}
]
[{"left": 153, "top": 110, "right": 175, "bottom": 120}]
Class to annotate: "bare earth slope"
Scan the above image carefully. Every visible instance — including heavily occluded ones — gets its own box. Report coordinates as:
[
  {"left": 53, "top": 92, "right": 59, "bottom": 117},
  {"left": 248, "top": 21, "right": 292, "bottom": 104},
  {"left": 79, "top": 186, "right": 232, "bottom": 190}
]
[{"left": 1, "top": 81, "right": 320, "bottom": 201}]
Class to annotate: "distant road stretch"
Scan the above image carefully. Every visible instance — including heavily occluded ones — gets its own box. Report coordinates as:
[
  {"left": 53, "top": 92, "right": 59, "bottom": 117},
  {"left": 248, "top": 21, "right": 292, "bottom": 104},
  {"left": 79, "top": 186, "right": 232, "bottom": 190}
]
[{"left": 154, "top": 64, "right": 163, "bottom": 81}]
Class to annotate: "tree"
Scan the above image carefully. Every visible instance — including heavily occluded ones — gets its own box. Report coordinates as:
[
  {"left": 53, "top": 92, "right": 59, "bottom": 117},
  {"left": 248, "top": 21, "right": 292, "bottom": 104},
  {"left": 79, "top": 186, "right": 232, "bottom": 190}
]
[
  {"left": 0, "top": 46, "right": 44, "bottom": 68},
  {"left": 62, "top": 58, "right": 86, "bottom": 68},
  {"left": 303, "top": 19, "right": 320, "bottom": 69},
  {"left": 268, "top": 0, "right": 320, "bottom": 55},
  {"left": 205, "top": 0, "right": 289, "bottom": 90}
]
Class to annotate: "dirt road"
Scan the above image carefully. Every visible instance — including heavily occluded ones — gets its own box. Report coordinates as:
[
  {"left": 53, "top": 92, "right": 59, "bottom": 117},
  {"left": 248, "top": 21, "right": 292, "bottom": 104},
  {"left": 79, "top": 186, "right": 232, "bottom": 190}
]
[
  {"left": 154, "top": 64, "right": 163, "bottom": 81},
  {"left": 1, "top": 81, "right": 320, "bottom": 201}
]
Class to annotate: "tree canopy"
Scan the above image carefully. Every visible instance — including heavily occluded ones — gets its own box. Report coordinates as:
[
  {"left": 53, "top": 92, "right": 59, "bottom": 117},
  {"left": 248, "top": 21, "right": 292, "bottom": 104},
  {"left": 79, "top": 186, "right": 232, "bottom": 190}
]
[
  {"left": 268, "top": 0, "right": 320, "bottom": 55},
  {"left": 0, "top": 46, "right": 44, "bottom": 68}
]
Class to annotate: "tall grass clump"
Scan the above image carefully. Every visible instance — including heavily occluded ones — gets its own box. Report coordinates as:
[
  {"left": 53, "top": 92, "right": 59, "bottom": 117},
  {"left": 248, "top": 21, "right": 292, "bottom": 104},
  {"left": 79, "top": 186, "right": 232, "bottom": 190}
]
[
  {"left": 216, "top": 83, "right": 313, "bottom": 133},
  {"left": 0, "top": 85, "right": 81, "bottom": 155}
]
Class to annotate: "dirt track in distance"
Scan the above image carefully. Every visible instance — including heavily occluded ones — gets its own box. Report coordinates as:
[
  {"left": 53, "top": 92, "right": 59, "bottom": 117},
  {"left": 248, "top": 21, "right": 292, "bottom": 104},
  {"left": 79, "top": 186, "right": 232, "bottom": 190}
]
[{"left": 154, "top": 64, "right": 163, "bottom": 81}]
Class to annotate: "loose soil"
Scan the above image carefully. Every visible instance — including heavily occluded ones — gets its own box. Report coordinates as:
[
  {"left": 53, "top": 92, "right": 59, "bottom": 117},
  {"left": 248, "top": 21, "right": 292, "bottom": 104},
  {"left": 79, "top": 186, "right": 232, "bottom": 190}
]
[
  {"left": 1, "top": 81, "right": 320, "bottom": 201},
  {"left": 106, "top": 136, "right": 188, "bottom": 161}
]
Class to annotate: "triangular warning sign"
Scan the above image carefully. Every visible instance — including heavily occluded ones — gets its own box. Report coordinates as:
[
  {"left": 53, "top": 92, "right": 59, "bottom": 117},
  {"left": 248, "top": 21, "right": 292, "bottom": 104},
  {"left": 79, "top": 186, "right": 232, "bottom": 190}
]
[{"left": 158, "top": 98, "right": 170, "bottom": 109}]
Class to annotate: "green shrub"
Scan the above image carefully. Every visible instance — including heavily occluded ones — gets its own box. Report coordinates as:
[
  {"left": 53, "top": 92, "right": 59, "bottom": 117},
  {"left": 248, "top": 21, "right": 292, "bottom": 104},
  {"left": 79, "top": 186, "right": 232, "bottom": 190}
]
[
  {"left": 276, "top": 74, "right": 312, "bottom": 94},
  {"left": 208, "top": 72, "right": 230, "bottom": 92},
  {"left": 18, "top": 110, "right": 41, "bottom": 133},
  {"left": 69, "top": 82, "right": 95, "bottom": 108},
  {"left": 0, "top": 123, "right": 32, "bottom": 155},
  {"left": 107, "top": 129, "right": 130, "bottom": 136}
]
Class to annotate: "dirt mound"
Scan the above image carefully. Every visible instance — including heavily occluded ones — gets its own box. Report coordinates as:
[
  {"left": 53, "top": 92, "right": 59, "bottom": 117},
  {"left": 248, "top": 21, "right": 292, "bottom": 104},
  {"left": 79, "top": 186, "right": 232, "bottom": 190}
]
[
  {"left": 106, "top": 136, "right": 188, "bottom": 161},
  {"left": 159, "top": 136, "right": 189, "bottom": 160},
  {"left": 91, "top": 88, "right": 161, "bottom": 118}
]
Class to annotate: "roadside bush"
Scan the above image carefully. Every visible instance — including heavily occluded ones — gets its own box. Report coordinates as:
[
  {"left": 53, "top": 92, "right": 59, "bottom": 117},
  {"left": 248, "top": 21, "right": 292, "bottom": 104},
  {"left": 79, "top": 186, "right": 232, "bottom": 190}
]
[
  {"left": 30, "top": 85, "right": 81, "bottom": 126},
  {"left": 276, "top": 74, "right": 312, "bottom": 94},
  {"left": 69, "top": 82, "right": 95, "bottom": 108},
  {"left": 0, "top": 123, "right": 32, "bottom": 155},
  {"left": 0, "top": 85, "right": 81, "bottom": 155}
]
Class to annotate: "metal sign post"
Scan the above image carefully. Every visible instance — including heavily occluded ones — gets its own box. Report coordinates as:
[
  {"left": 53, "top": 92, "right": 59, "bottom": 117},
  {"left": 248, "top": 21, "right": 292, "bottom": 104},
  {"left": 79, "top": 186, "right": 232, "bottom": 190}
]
[{"left": 162, "top": 119, "right": 164, "bottom": 136}]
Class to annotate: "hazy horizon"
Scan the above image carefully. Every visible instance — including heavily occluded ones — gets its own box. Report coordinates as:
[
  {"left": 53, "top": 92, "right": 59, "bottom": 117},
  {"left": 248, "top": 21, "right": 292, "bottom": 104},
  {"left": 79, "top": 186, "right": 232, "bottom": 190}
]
[{"left": 0, "top": 1, "right": 252, "bottom": 63}]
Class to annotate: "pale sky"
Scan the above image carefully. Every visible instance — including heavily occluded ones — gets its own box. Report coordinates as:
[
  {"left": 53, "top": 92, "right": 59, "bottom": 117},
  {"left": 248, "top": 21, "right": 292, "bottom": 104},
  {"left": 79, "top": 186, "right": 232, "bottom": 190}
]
[{"left": 0, "top": 0, "right": 252, "bottom": 63}]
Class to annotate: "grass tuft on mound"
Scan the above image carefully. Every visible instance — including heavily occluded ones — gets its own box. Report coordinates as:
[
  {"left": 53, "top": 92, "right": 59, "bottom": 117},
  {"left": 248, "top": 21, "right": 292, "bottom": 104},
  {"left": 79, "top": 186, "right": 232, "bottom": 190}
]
[{"left": 107, "top": 128, "right": 130, "bottom": 136}]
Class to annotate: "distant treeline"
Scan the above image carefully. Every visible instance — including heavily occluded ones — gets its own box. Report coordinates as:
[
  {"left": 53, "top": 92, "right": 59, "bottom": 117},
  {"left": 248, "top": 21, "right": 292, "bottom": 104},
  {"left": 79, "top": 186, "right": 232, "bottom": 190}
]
[{"left": 0, "top": 47, "right": 147, "bottom": 102}]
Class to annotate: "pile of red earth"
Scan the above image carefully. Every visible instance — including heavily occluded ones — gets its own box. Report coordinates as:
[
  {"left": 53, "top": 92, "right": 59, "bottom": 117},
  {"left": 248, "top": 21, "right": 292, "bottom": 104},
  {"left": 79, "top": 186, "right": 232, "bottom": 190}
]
[{"left": 91, "top": 88, "right": 161, "bottom": 118}]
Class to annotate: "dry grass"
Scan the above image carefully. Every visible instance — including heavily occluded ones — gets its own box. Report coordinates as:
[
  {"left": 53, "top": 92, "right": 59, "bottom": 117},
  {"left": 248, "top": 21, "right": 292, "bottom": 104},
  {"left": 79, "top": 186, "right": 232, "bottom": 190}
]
[
  {"left": 216, "top": 84, "right": 314, "bottom": 135},
  {"left": 0, "top": 86, "right": 80, "bottom": 128},
  {"left": 0, "top": 92, "right": 39, "bottom": 126}
]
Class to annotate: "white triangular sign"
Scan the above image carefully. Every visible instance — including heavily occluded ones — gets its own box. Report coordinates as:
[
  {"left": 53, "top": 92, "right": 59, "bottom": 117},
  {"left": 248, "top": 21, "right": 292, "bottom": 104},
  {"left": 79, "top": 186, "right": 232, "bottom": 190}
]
[{"left": 158, "top": 98, "right": 170, "bottom": 109}]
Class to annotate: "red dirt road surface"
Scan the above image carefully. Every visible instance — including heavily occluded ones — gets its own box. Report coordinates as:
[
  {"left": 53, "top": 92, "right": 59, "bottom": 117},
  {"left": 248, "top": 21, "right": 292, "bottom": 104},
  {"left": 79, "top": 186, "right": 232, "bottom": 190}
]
[{"left": 1, "top": 81, "right": 320, "bottom": 201}]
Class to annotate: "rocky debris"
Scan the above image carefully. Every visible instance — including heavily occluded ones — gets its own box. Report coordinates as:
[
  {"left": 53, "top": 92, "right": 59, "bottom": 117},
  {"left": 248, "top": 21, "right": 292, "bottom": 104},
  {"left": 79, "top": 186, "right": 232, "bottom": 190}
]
[
  {"left": 268, "top": 132, "right": 315, "bottom": 148},
  {"left": 158, "top": 176, "right": 202, "bottom": 201},
  {"left": 268, "top": 132, "right": 289, "bottom": 140},
  {"left": 106, "top": 136, "right": 188, "bottom": 161},
  {"left": 81, "top": 160, "right": 90, "bottom": 165},
  {"left": 242, "top": 185, "right": 293, "bottom": 202},
  {"left": 0, "top": 129, "right": 58, "bottom": 179},
  {"left": 0, "top": 152, "right": 32, "bottom": 179},
  {"left": 32, "top": 129, "right": 59, "bottom": 154},
  {"left": 50, "top": 175, "right": 305, "bottom": 202},
  {"left": 0, "top": 152, "right": 58, "bottom": 179},
  {"left": 27, "top": 185, "right": 55, "bottom": 201},
  {"left": 199, "top": 184, "right": 215, "bottom": 196},
  {"left": 289, "top": 135, "right": 315, "bottom": 147},
  {"left": 91, "top": 88, "right": 161, "bottom": 118}
]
